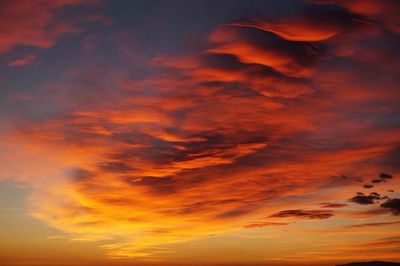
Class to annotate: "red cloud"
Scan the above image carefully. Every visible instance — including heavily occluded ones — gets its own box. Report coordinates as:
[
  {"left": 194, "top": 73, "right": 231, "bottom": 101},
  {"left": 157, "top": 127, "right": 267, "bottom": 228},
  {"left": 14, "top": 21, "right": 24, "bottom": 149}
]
[
  {"left": 0, "top": 0, "right": 105, "bottom": 70},
  {"left": 314, "top": 0, "right": 400, "bottom": 34},
  {"left": 2, "top": 0, "right": 400, "bottom": 260},
  {"left": 208, "top": 25, "right": 321, "bottom": 77},
  {"left": 7, "top": 54, "right": 37, "bottom": 67},
  {"left": 269, "top": 209, "right": 334, "bottom": 220},
  {"left": 228, "top": 4, "right": 372, "bottom": 42}
]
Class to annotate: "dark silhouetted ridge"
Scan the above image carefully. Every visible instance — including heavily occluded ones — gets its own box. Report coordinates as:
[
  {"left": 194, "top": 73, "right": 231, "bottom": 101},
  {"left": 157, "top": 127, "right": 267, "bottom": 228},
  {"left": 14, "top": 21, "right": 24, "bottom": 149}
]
[{"left": 337, "top": 261, "right": 400, "bottom": 266}]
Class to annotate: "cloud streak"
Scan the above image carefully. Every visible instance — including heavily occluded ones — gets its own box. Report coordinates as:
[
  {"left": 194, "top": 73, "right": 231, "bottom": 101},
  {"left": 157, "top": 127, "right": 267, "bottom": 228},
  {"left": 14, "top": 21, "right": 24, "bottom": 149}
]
[{"left": 269, "top": 209, "right": 334, "bottom": 220}]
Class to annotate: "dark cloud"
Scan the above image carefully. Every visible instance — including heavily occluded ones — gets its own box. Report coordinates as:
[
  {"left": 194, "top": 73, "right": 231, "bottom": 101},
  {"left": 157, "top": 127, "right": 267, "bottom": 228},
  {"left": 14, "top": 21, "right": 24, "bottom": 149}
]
[
  {"left": 356, "top": 208, "right": 393, "bottom": 217},
  {"left": 371, "top": 172, "right": 394, "bottom": 184},
  {"left": 244, "top": 221, "right": 290, "bottom": 229},
  {"left": 320, "top": 203, "right": 347, "bottom": 208},
  {"left": 269, "top": 209, "right": 334, "bottom": 220},
  {"left": 380, "top": 198, "right": 400, "bottom": 215},
  {"left": 363, "top": 184, "right": 374, "bottom": 189},
  {"left": 371, "top": 178, "right": 384, "bottom": 184},
  {"left": 379, "top": 172, "right": 393, "bottom": 180},
  {"left": 349, "top": 192, "right": 382, "bottom": 205}
]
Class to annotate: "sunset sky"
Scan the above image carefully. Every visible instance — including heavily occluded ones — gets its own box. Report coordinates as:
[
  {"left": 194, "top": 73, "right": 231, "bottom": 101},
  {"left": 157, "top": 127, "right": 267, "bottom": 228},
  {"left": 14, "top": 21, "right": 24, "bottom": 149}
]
[{"left": 0, "top": 0, "right": 400, "bottom": 265}]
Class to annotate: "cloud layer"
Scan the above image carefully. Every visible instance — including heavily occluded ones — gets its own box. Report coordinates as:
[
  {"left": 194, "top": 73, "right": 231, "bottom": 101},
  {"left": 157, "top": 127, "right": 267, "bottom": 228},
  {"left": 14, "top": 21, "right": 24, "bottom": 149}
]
[{"left": 1, "top": 0, "right": 400, "bottom": 262}]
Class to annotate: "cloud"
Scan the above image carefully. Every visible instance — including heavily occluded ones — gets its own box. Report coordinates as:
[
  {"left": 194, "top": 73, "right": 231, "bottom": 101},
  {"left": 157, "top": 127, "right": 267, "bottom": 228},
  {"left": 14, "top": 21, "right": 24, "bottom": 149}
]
[
  {"left": 379, "top": 173, "right": 393, "bottom": 180},
  {"left": 215, "top": 208, "right": 253, "bottom": 219},
  {"left": 0, "top": 0, "right": 106, "bottom": 69},
  {"left": 380, "top": 198, "right": 400, "bottom": 215},
  {"left": 7, "top": 54, "right": 37, "bottom": 67},
  {"left": 349, "top": 192, "right": 383, "bottom": 205},
  {"left": 0, "top": 0, "right": 98, "bottom": 53},
  {"left": 320, "top": 203, "right": 348, "bottom": 208},
  {"left": 370, "top": 172, "right": 394, "bottom": 184},
  {"left": 208, "top": 25, "right": 322, "bottom": 77},
  {"left": 343, "top": 221, "right": 400, "bottom": 229},
  {"left": 315, "top": 0, "right": 400, "bottom": 35},
  {"left": 228, "top": 3, "right": 372, "bottom": 42},
  {"left": 269, "top": 209, "right": 334, "bottom": 220},
  {"left": 243, "top": 221, "right": 290, "bottom": 229},
  {"left": 351, "top": 236, "right": 400, "bottom": 249},
  {"left": 2, "top": 0, "right": 400, "bottom": 260},
  {"left": 363, "top": 184, "right": 374, "bottom": 189},
  {"left": 153, "top": 52, "right": 313, "bottom": 99}
]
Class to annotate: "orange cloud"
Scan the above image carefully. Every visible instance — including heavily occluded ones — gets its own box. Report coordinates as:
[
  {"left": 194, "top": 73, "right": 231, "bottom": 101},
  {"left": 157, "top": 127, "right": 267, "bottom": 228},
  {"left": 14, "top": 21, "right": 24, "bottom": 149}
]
[
  {"left": 1, "top": 0, "right": 400, "bottom": 262},
  {"left": 7, "top": 54, "right": 37, "bottom": 67}
]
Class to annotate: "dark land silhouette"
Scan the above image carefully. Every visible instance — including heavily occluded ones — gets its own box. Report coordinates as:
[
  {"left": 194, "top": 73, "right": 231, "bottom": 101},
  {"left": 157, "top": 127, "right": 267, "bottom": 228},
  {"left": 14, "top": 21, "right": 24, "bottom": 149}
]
[{"left": 337, "top": 261, "right": 400, "bottom": 266}]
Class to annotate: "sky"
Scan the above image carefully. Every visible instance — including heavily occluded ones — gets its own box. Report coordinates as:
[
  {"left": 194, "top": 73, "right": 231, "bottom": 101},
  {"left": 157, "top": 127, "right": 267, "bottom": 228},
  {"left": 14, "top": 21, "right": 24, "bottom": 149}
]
[{"left": 0, "top": 0, "right": 399, "bottom": 265}]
